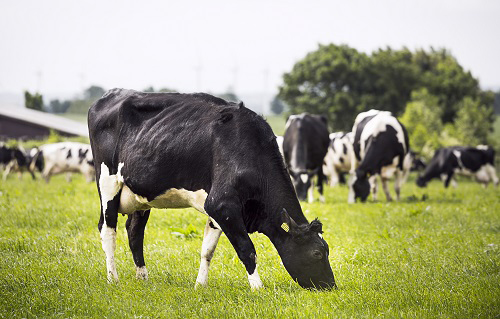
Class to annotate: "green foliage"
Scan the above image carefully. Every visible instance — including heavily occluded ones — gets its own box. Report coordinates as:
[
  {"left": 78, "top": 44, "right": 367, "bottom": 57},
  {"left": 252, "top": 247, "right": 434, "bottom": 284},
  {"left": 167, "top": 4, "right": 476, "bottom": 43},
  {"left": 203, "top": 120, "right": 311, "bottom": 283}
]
[
  {"left": 1, "top": 176, "right": 499, "bottom": 318},
  {"left": 3, "top": 131, "right": 90, "bottom": 149},
  {"left": 170, "top": 224, "right": 201, "bottom": 239},
  {"left": 279, "top": 44, "right": 485, "bottom": 131},
  {"left": 400, "top": 89, "right": 443, "bottom": 156},
  {"left": 454, "top": 96, "right": 495, "bottom": 146},
  {"left": 24, "top": 91, "right": 44, "bottom": 111},
  {"left": 83, "top": 85, "right": 106, "bottom": 101}
]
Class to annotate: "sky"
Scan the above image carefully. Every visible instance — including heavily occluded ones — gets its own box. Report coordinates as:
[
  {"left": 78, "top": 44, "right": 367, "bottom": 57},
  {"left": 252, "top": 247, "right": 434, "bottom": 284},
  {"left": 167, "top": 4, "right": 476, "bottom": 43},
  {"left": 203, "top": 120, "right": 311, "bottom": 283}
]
[{"left": 0, "top": 0, "right": 499, "bottom": 100}]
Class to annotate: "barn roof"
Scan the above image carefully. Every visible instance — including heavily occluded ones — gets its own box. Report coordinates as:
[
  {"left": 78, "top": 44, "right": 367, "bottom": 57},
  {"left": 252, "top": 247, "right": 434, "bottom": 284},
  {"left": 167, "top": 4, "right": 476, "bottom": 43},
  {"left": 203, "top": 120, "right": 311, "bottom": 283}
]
[{"left": 0, "top": 105, "right": 88, "bottom": 137}]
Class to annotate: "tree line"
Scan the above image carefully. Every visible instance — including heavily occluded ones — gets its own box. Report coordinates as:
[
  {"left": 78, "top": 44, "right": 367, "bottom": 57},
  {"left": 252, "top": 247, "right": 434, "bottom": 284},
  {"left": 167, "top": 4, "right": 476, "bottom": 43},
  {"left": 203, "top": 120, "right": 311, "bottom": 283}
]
[{"left": 277, "top": 44, "right": 497, "bottom": 156}]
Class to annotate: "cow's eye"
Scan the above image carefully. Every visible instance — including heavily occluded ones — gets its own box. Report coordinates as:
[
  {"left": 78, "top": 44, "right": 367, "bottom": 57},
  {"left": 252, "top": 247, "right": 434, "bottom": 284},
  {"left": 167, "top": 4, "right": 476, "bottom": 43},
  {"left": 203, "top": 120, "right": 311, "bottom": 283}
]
[{"left": 312, "top": 250, "right": 323, "bottom": 259}]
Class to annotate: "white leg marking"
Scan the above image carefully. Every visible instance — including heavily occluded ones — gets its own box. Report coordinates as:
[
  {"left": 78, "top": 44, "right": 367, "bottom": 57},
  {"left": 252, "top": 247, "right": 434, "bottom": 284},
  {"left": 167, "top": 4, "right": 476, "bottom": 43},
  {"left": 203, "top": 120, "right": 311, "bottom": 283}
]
[
  {"left": 98, "top": 162, "right": 124, "bottom": 282},
  {"left": 195, "top": 220, "right": 222, "bottom": 288},
  {"left": 348, "top": 173, "right": 356, "bottom": 203},
  {"left": 136, "top": 266, "right": 148, "bottom": 279},
  {"left": 248, "top": 265, "right": 263, "bottom": 290},
  {"left": 100, "top": 225, "right": 118, "bottom": 281},
  {"left": 370, "top": 175, "right": 378, "bottom": 201}
]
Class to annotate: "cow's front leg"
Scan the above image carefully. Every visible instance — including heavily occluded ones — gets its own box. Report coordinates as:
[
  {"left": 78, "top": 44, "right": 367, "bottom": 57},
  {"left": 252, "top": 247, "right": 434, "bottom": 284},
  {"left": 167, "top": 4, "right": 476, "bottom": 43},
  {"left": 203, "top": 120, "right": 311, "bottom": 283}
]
[
  {"left": 206, "top": 198, "right": 263, "bottom": 290},
  {"left": 195, "top": 219, "right": 222, "bottom": 288},
  {"left": 381, "top": 177, "right": 392, "bottom": 202},
  {"left": 98, "top": 163, "right": 124, "bottom": 282},
  {"left": 125, "top": 210, "right": 151, "bottom": 279},
  {"left": 369, "top": 175, "right": 378, "bottom": 201},
  {"left": 317, "top": 171, "right": 326, "bottom": 203}
]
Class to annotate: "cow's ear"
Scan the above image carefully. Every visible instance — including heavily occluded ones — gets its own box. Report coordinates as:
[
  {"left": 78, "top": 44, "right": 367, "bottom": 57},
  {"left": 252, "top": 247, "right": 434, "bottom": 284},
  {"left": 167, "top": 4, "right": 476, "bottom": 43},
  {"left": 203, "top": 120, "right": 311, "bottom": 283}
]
[{"left": 280, "top": 208, "right": 298, "bottom": 233}]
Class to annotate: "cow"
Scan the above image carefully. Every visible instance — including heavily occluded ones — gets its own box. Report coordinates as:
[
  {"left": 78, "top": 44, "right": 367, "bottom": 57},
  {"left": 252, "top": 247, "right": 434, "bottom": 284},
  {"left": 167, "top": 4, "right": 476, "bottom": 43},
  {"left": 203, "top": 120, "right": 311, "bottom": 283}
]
[
  {"left": 282, "top": 114, "right": 330, "bottom": 203},
  {"left": 323, "top": 132, "right": 353, "bottom": 187},
  {"left": 1, "top": 144, "right": 37, "bottom": 180},
  {"left": 349, "top": 109, "right": 409, "bottom": 203},
  {"left": 31, "top": 142, "right": 95, "bottom": 183},
  {"left": 88, "top": 89, "right": 336, "bottom": 290},
  {"left": 416, "top": 145, "right": 499, "bottom": 188}
]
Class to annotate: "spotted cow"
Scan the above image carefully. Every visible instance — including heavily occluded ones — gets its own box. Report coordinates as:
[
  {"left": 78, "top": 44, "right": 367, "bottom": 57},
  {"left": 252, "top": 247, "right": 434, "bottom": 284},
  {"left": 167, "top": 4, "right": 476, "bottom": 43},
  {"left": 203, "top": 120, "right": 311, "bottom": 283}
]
[
  {"left": 349, "top": 110, "right": 410, "bottom": 203},
  {"left": 88, "top": 89, "right": 336, "bottom": 290},
  {"left": 32, "top": 142, "right": 95, "bottom": 183},
  {"left": 416, "top": 145, "right": 499, "bottom": 188},
  {"left": 283, "top": 114, "right": 330, "bottom": 203},
  {"left": 323, "top": 132, "right": 353, "bottom": 187}
]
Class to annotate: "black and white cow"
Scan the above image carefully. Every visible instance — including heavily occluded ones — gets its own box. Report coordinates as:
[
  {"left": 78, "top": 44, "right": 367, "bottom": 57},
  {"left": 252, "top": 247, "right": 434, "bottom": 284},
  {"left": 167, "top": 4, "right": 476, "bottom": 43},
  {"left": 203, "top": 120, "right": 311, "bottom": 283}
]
[
  {"left": 88, "top": 89, "right": 336, "bottom": 290},
  {"left": 349, "top": 110, "right": 409, "bottom": 203},
  {"left": 32, "top": 142, "right": 95, "bottom": 183},
  {"left": 283, "top": 114, "right": 330, "bottom": 203},
  {"left": 323, "top": 132, "right": 354, "bottom": 187},
  {"left": 1, "top": 144, "right": 36, "bottom": 180},
  {"left": 416, "top": 145, "right": 499, "bottom": 188}
]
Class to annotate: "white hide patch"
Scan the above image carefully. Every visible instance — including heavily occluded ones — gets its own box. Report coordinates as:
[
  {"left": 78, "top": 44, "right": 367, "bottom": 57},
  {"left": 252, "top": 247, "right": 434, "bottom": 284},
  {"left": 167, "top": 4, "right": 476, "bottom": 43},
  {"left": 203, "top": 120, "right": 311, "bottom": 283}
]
[
  {"left": 359, "top": 112, "right": 407, "bottom": 158},
  {"left": 119, "top": 184, "right": 221, "bottom": 229},
  {"left": 99, "top": 162, "right": 124, "bottom": 219},
  {"left": 136, "top": 266, "right": 148, "bottom": 279},
  {"left": 247, "top": 265, "right": 263, "bottom": 290},
  {"left": 300, "top": 174, "right": 309, "bottom": 184}
]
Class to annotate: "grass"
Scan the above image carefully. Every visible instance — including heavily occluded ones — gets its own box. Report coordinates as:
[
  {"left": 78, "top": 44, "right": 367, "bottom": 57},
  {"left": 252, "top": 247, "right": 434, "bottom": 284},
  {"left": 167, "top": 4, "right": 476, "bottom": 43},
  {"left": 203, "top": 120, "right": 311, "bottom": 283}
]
[{"left": 0, "top": 173, "right": 499, "bottom": 318}]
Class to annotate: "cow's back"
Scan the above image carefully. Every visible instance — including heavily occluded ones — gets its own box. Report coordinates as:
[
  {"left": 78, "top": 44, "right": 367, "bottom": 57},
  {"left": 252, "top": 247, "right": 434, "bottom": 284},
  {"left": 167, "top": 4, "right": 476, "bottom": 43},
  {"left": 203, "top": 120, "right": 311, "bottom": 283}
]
[{"left": 89, "top": 89, "right": 281, "bottom": 201}]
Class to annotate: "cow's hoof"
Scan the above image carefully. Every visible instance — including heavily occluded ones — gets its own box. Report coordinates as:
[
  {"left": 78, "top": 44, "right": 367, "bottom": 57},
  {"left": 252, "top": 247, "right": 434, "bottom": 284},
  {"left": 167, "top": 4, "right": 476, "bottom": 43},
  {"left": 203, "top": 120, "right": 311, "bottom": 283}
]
[{"left": 136, "top": 266, "right": 148, "bottom": 280}]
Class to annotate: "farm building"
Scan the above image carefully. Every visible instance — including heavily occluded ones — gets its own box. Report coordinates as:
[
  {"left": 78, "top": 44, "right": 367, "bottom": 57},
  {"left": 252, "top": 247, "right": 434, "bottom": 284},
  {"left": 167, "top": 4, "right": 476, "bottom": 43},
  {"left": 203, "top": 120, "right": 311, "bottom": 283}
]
[{"left": 0, "top": 105, "right": 88, "bottom": 140}]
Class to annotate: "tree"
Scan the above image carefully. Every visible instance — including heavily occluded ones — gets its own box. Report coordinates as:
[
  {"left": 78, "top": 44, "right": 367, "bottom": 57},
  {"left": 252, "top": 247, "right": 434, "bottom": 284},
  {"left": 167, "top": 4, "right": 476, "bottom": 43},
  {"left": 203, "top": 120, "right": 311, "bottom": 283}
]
[
  {"left": 279, "top": 44, "right": 370, "bottom": 131},
  {"left": 270, "top": 95, "right": 285, "bottom": 115},
  {"left": 279, "top": 44, "right": 486, "bottom": 131},
  {"left": 399, "top": 89, "right": 443, "bottom": 155},
  {"left": 413, "top": 48, "right": 480, "bottom": 123},
  {"left": 83, "top": 85, "right": 106, "bottom": 101},
  {"left": 49, "top": 99, "right": 71, "bottom": 113},
  {"left": 454, "top": 96, "right": 494, "bottom": 146},
  {"left": 24, "top": 91, "right": 44, "bottom": 111}
]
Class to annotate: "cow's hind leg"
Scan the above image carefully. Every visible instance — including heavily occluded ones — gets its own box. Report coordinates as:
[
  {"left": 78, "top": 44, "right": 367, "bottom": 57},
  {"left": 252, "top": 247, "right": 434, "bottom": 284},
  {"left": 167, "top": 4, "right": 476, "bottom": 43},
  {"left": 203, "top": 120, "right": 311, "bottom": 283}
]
[
  {"left": 98, "top": 163, "right": 124, "bottom": 282},
  {"left": 195, "top": 219, "right": 222, "bottom": 288},
  {"left": 206, "top": 195, "right": 262, "bottom": 289},
  {"left": 126, "top": 210, "right": 151, "bottom": 279}
]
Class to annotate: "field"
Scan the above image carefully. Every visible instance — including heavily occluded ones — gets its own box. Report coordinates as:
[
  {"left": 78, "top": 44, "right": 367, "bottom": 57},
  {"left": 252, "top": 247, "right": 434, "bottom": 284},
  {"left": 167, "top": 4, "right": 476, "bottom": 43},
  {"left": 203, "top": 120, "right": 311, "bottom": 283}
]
[{"left": 1, "top": 173, "right": 499, "bottom": 318}]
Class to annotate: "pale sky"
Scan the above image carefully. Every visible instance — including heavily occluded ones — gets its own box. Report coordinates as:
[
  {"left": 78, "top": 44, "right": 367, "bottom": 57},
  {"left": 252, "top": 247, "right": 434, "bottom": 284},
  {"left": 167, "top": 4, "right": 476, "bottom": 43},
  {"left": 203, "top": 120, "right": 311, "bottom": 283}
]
[{"left": 1, "top": 0, "right": 499, "bottom": 98}]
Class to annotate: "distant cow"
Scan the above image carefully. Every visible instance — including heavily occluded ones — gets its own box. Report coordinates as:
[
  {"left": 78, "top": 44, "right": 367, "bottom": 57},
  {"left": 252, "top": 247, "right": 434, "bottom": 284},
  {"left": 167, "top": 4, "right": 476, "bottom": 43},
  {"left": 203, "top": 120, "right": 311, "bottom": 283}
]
[
  {"left": 88, "top": 89, "right": 335, "bottom": 290},
  {"left": 323, "top": 132, "right": 353, "bottom": 187},
  {"left": 283, "top": 114, "right": 330, "bottom": 203},
  {"left": 1, "top": 145, "right": 36, "bottom": 180},
  {"left": 33, "top": 142, "right": 95, "bottom": 183},
  {"left": 349, "top": 110, "right": 409, "bottom": 203},
  {"left": 416, "top": 146, "right": 499, "bottom": 188}
]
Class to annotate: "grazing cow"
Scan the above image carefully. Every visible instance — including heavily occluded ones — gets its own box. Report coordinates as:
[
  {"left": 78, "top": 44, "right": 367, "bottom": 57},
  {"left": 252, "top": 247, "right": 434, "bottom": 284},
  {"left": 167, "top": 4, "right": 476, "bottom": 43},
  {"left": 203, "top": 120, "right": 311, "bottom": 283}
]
[
  {"left": 416, "top": 146, "right": 499, "bottom": 188},
  {"left": 323, "top": 132, "right": 354, "bottom": 187},
  {"left": 283, "top": 114, "right": 330, "bottom": 203},
  {"left": 32, "top": 142, "right": 95, "bottom": 183},
  {"left": 88, "top": 89, "right": 336, "bottom": 290},
  {"left": 349, "top": 110, "right": 409, "bottom": 203},
  {"left": 1, "top": 145, "right": 36, "bottom": 180}
]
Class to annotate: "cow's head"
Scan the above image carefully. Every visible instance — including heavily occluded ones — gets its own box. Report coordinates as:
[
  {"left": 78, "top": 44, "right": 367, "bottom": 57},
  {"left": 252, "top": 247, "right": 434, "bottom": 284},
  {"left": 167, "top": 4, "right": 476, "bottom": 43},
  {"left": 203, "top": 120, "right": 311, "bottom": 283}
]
[
  {"left": 289, "top": 169, "right": 317, "bottom": 201},
  {"left": 416, "top": 176, "right": 427, "bottom": 188},
  {"left": 278, "top": 209, "right": 336, "bottom": 290},
  {"left": 349, "top": 170, "right": 370, "bottom": 202}
]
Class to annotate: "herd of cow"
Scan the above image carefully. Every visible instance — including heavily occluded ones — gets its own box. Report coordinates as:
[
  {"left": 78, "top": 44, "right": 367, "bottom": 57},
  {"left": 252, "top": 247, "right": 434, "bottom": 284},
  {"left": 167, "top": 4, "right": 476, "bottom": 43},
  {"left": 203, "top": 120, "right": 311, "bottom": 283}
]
[
  {"left": 278, "top": 109, "right": 498, "bottom": 204},
  {"left": 2, "top": 89, "right": 498, "bottom": 291}
]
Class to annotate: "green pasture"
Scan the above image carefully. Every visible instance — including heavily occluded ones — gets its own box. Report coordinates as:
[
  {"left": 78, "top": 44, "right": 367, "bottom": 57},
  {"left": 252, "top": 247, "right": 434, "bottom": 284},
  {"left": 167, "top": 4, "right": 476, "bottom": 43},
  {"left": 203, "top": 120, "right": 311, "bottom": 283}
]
[{"left": 0, "top": 173, "right": 499, "bottom": 318}]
